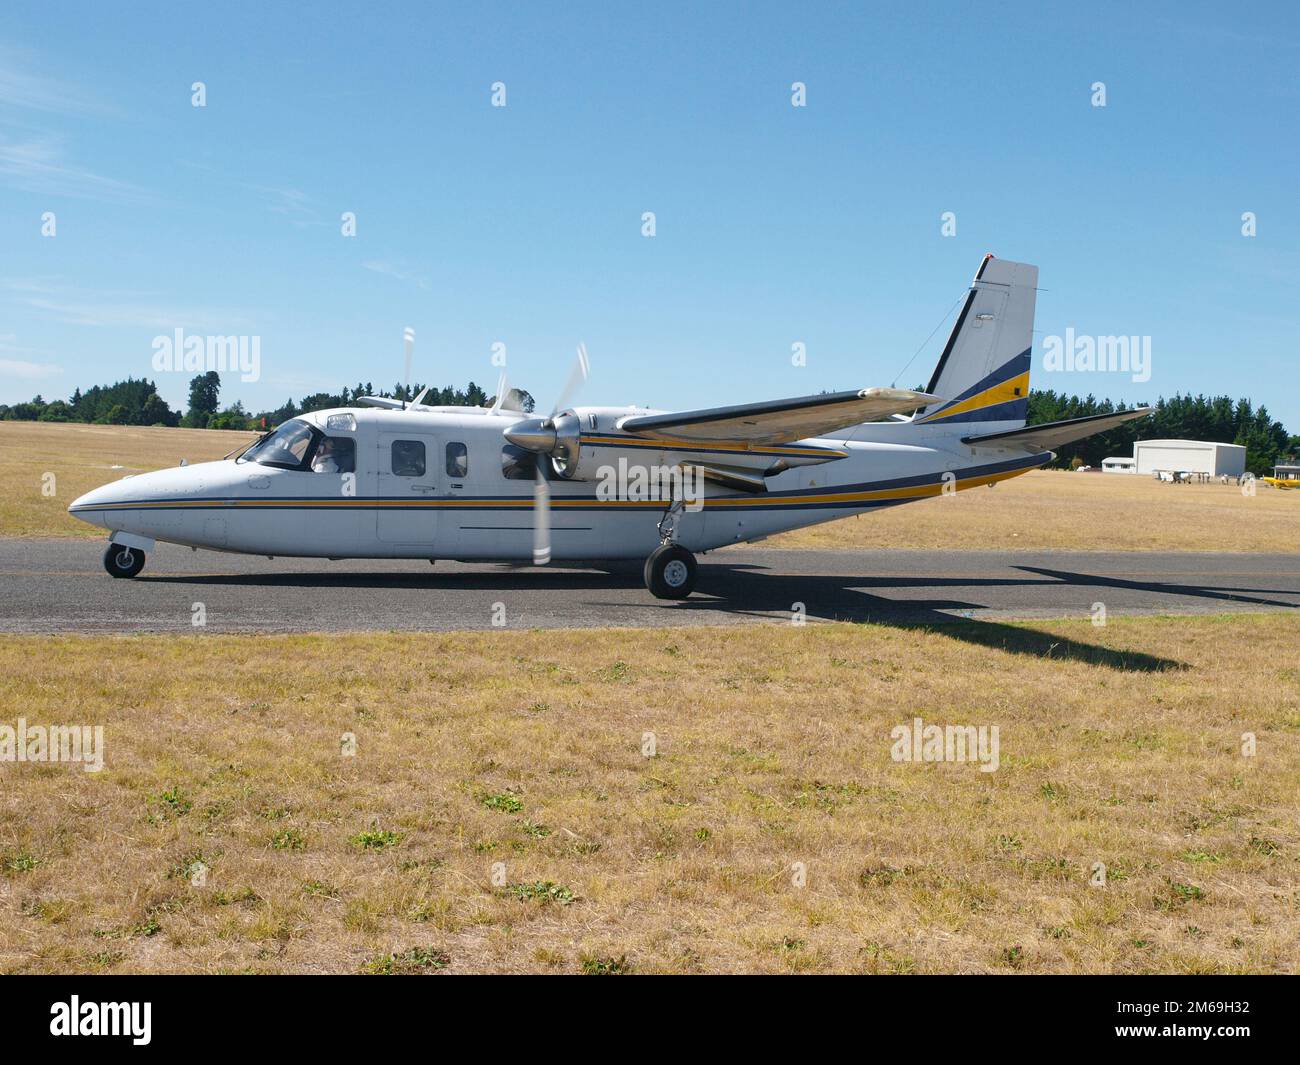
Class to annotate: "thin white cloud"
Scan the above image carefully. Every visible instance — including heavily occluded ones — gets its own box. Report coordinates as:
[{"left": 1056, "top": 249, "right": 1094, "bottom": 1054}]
[
  {"left": 0, "top": 357, "right": 63, "bottom": 380},
  {"left": 0, "top": 45, "right": 121, "bottom": 117},
  {"left": 0, "top": 134, "right": 148, "bottom": 202},
  {"left": 21, "top": 297, "right": 256, "bottom": 331},
  {"left": 0, "top": 47, "right": 141, "bottom": 201},
  {"left": 362, "top": 259, "right": 430, "bottom": 289},
  {"left": 264, "top": 371, "right": 346, "bottom": 392},
  {"left": 3, "top": 280, "right": 259, "bottom": 331},
  {"left": 239, "top": 181, "right": 331, "bottom": 228}
]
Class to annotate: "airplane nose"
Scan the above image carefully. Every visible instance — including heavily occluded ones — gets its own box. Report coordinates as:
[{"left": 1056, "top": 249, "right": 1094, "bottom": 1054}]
[
  {"left": 68, "top": 483, "right": 123, "bottom": 528},
  {"left": 504, "top": 418, "right": 557, "bottom": 453}
]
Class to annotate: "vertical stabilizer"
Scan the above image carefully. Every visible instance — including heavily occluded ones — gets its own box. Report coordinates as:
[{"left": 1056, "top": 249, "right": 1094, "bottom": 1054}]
[{"left": 916, "top": 255, "right": 1037, "bottom": 429}]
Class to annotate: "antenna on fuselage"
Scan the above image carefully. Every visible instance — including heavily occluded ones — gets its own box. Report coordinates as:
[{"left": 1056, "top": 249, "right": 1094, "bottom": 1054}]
[
  {"left": 401, "top": 327, "right": 415, "bottom": 409},
  {"left": 490, "top": 370, "right": 508, "bottom": 414}
]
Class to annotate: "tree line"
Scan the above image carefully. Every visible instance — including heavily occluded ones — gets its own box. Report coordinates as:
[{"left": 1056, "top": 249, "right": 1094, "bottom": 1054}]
[
  {"left": 0, "top": 378, "right": 178, "bottom": 427},
  {"left": 0, "top": 373, "right": 533, "bottom": 431},
  {"left": 2, "top": 375, "right": 1295, "bottom": 475}
]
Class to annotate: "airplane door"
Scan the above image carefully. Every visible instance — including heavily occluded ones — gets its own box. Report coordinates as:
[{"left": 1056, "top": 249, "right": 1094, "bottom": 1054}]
[{"left": 376, "top": 433, "right": 440, "bottom": 543}]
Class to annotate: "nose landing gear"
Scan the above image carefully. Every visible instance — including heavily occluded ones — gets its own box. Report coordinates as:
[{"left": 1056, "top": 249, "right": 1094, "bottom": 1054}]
[{"left": 104, "top": 544, "right": 146, "bottom": 578}]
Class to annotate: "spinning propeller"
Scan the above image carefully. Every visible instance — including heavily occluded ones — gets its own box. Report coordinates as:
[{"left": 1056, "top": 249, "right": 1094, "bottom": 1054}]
[{"left": 503, "top": 344, "right": 591, "bottom": 565}]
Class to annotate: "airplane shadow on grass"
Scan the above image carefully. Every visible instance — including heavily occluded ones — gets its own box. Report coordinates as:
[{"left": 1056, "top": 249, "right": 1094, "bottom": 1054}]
[
  {"left": 666, "top": 565, "right": 1194, "bottom": 673},
  {"left": 673, "top": 560, "right": 1298, "bottom": 671},
  {"left": 132, "top": 557, "right": 1300, "bottom": 673}
]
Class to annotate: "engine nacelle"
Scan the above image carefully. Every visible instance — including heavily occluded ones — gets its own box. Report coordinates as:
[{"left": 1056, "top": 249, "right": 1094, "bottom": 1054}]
[
  {"left": 503, "top": 406, "right": 845, "bottom": 489},
  {"left": 506, "top": 407, "right": 660, "bottom": 482}
]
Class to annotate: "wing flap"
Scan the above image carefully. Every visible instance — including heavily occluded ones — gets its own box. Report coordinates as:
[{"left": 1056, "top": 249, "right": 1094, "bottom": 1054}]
[
  {"left": 618, "top": 387, "right": 938, "bottom": 445},
  {"left": 683, "top": 463, "right": 769, "bottom": 493}
]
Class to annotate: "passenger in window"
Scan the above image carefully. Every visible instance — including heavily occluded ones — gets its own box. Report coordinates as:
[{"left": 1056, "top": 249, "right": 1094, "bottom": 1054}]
[
  {"left": 392, "top": 440, "right": 425, "bottom": 477},
  {"left": 447, "top": 442, "right": 468, "bottom": 478}
]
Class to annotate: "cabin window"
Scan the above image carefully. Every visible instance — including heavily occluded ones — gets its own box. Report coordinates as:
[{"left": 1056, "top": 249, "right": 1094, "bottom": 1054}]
[
  {"left": 446, "top": 441, "right": 469, "bottom": 478},
  {"left": 391, "top": 440, "right": 426, "bottom": 477},
  {"left": 311, "top": 436, "right": 355, "bottom": 473},
  {"left": 501, "top": 444, "right": 533, "bottom": 480}
]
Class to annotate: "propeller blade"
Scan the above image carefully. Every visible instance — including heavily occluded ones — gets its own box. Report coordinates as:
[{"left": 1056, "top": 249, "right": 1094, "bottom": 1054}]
[
  {"left": 550, "top": 342, "right": 589, "bottom": 417},
  {"left": 407, "top": 386, "right": 430, "bottom": 409},
  {"left": 532, "top": 458, "right": 551, "bottom": 565},
  {"left": 402, "top": 327, "right": 415, "bottom": 408},
  {"left": 490, "top": 370, "right": 508, "bottom": 414}
]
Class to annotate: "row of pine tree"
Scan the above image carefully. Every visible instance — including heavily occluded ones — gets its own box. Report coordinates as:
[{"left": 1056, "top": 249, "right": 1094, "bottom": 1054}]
[{"left": 2, "top": 374, "right": 1295, "bottom": 475}]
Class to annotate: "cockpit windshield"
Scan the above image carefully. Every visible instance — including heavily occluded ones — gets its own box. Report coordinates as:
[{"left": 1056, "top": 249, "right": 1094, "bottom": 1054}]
[{"left": 241, "top": 418, "right": 318, "bottom": 470}]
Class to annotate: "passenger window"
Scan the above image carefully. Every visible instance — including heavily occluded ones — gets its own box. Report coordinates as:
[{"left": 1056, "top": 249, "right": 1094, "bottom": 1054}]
[
  {"left": 311, "top": 436, "right": 355, "bottom": 473},
  {"left": 391, "top": 440, "right": 426, "bottom": 477},
  {"left": 446, "top": 441, "right": 468, "bottom": 478}
]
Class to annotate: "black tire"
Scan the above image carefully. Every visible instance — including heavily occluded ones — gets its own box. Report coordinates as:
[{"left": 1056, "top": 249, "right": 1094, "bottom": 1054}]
[
  {"left": 104, "top": 544, "right": 146, "bottom": 579},
  {"left": 644, "top": 543, "right": 697, "bottom": 600}
]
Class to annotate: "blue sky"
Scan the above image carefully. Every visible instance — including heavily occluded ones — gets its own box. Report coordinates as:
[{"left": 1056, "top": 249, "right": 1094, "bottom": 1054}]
[{"left": 2, "top": 1, "right": 1297, "bottom": 426}]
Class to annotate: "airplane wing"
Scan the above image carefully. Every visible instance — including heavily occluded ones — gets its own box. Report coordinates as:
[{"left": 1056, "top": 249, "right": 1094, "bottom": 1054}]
[
  {"left": 962, "top": 407, "right": 1153, "bottom": 451},
  {"left": 617, "top": 387, "right": 938, "bottom": 445}
]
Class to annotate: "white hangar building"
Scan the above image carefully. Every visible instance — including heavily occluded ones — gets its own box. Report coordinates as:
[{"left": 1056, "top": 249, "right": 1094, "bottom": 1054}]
[{"left": 1133, "top": 439, "right": 1247, "bottom": 477}]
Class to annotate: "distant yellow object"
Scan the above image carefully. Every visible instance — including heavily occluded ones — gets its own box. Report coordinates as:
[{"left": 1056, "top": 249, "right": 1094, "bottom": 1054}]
[{"left": 1261, "top": 477, "right": 1300, "bottom": 490}]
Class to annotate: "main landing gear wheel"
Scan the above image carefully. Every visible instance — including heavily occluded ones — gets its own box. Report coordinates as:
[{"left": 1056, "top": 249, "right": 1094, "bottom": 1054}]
[
  {"left": 104, "top": 544, "right": 146, "bottom": 579},
  {"left": 644, "top": 543, "right": 697, "bottom": 600}
]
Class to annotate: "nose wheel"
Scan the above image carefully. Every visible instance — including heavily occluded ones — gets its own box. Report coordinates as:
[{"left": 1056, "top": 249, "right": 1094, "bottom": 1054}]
[
  {"left": 644, "top": 543, "right": 697, "bottom": 600},
  {"left": 104, "top": 544, "right": 146, "bottom": 579}
]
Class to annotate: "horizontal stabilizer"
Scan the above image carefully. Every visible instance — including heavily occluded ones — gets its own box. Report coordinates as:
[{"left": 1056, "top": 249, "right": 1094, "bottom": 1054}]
[
  {"left": 618, "top": 387, "right": 938, "bottom": 445},
  {"left": 963, "top": 408, "right": 1153, "bottom": 451}
]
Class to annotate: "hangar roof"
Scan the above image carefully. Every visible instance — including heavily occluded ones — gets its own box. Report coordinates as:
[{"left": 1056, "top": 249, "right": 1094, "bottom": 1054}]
[{"left": 1135, "top": 439, "right": 1245, "bottom": 450}]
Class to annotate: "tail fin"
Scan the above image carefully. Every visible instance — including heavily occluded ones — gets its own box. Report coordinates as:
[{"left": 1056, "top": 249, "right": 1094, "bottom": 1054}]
[{"left": 916, "top": 255, "right": 1036, "bottom": 428}]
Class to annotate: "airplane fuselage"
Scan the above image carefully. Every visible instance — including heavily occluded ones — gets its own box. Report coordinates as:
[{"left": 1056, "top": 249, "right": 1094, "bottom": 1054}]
[{"left": 69, "top": 404, "right": 1049, "bottom": 561}]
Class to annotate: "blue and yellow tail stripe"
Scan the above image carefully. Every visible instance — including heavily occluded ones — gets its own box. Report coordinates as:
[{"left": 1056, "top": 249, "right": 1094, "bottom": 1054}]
[{"left": 918, "top": 349, "right": 1031, "bottom": 424}]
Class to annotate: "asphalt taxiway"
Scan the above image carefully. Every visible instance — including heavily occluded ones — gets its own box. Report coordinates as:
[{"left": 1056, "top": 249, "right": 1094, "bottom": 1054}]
[{"left": 1, "top": 539, "right": 1296, "bottom": 634}]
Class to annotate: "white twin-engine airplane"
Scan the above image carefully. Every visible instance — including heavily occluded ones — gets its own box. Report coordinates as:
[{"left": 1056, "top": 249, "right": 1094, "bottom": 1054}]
[{"left": 71, "top": 256, "right": 1150, "bottom": 599}]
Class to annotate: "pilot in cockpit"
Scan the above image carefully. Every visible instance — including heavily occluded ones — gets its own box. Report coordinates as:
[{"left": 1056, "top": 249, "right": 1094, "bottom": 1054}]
[{"left": 312, "top": 437, "right": 341, "bottom": 473}]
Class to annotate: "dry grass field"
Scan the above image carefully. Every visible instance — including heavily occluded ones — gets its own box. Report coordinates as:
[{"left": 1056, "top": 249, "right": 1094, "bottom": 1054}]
[
  {"left": 2, "top": 420, "right": 1295, "bottom": 550},
  {"left": 0, "top": 421, "right": 256, "bottom": 539},
  {"left": 1, "top": 614, "right": 1296, "bottom": 974},
  {"left": 765, "top": 468, "right": 1299, "bottom": 553}
]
